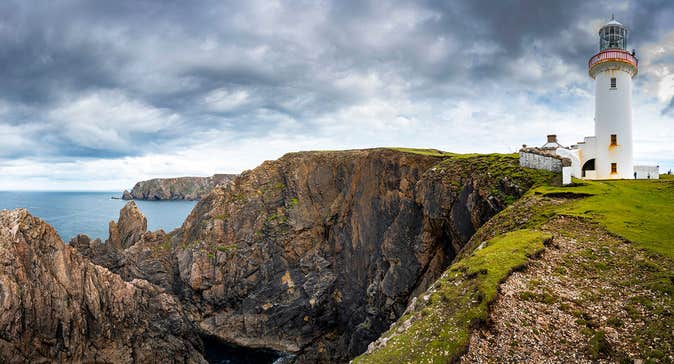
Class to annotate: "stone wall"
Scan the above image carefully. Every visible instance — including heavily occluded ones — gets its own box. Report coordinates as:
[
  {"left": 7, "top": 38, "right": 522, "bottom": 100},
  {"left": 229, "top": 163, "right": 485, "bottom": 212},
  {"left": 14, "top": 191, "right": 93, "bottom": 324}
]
[
  {"left": 519, "top": 148, "right": 570, "bottom": 173},
  {"left": 634, "top": 165, "right": 660, "bottom": 179}
]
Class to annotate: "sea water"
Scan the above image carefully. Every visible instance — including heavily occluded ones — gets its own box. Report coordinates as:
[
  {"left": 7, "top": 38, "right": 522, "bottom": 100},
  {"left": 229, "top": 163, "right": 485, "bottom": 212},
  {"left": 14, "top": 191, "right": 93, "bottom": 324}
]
[{"left": 0, "top": 191, "right": 197, "bottom": 241}]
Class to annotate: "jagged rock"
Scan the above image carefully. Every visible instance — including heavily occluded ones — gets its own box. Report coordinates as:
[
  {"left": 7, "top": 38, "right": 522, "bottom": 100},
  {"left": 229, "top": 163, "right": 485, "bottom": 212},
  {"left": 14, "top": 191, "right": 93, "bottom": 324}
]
[
  {"left": 0, "top": 209, "right": 206, "bottom": 363},
  {"left": 115, "top": 229, "right": 183, "bottom": 292},
  {"left": 71, "top": 202, "right": 181, "bottom": 292},
  {"left": 122, "top": 190, "right": 133, "bottom": 200},
  {"left": 109, "top": 201, "right": 147, "bottom": 250},
  {"left": 69, "top": 233, "right": 122, "bottom": 269},
  {"left": 129, "top": 174, "right": 236, "bottom": 200},
  {"left": 71, "top": 201, "right": 147, "bottom": 273}
]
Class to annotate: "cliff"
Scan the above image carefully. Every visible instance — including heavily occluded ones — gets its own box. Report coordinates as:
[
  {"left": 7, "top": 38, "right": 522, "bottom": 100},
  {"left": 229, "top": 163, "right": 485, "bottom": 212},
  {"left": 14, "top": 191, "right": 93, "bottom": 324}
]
[
  {"left": 125, "top": 174, "right": 236, "bottom": 200},
  {"left": 171, "top": 149, "right": 554, "bottom": 362},
  {"left": 84, "top": 148, "right": 552, "bottom": 362},
  {"left": 0, "top": 209, "right": 206, "bottom": 363}
]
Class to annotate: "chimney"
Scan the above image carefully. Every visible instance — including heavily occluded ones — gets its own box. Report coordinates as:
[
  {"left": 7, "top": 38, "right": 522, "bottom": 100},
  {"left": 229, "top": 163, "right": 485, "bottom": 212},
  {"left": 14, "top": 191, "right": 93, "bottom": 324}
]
[{"left": 547, "top": 134, "right": 557, "bottom": 143}]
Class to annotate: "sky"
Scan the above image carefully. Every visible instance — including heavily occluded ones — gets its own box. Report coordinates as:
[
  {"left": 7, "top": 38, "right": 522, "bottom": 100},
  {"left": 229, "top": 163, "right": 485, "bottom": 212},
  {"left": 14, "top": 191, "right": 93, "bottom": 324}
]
[{"left": 0, "top": 0, "right": 673, "bottom": 190}]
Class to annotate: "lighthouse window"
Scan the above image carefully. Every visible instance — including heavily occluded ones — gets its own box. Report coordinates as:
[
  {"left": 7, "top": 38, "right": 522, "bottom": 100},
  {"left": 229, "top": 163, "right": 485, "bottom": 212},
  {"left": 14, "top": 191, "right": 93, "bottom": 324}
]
[
  {"left": 610, "top": 134, "right": 617, "bottom": 146},
  {"left": 610, "top": 77, "right": 617, "bottom": 89},
  {"left": 611, "top": 163, "right": 618, "bottom": 174}
]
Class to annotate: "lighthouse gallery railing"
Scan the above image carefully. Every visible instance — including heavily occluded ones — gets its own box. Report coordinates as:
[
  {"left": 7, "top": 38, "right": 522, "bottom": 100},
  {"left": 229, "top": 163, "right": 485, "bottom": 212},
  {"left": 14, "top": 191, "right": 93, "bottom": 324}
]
[{"left": 588, "top": 49, "right": 638, "bottom": 69}]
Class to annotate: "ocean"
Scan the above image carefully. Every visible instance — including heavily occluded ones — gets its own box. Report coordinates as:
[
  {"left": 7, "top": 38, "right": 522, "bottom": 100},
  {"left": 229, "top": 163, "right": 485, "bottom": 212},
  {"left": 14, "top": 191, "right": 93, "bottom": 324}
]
[{"left": 0, "top": 191, "right": 197, "bottom": 241}]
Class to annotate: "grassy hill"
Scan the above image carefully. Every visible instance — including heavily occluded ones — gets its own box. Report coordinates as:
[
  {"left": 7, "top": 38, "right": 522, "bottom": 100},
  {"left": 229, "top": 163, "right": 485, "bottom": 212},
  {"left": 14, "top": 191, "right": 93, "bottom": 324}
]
[
  {"left": 535, "top": 178, "right": 674, "bottom": 259},
  {"left": 355, "top": 174, "right": 674, "bottom": 363}
]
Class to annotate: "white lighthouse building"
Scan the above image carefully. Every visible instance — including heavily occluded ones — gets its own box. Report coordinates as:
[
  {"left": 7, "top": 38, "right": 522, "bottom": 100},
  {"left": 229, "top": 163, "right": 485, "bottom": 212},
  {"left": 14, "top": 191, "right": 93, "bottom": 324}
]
[
  {"left": 521, "top": 16, "right": 659, "bottom": 182},
  {"left": 578, "top": 17, "right": 638, "bottom": 179}
]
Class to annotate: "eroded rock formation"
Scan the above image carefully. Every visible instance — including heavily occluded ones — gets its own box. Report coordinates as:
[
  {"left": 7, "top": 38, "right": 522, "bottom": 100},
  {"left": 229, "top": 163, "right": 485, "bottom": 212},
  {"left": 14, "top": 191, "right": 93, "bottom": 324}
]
[
  {"left": 72, "top": 201, "right": 181, "bottom": 293},
  {"left": 71, "top": 201, "right": 148, "bottom": 270},
  {"left": 0, "top": 209, "right": 205, "bottom": 363}
]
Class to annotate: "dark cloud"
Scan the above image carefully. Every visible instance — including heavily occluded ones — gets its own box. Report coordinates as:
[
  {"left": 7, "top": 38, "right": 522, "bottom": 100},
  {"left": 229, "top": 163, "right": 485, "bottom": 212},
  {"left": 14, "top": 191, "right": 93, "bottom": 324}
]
[{"left": 0, "top": 0, "right": 672, "bottom": 163}]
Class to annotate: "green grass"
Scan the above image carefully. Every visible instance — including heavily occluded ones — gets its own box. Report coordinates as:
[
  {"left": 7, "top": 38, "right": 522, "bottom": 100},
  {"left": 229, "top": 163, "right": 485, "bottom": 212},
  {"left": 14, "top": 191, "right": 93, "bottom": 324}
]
[
  {"left": 354, "top": 229, "right": 551, "bottom": 364},
  {"left": 534, "top": 178, "right": 674, "bottom": 259},
  {"left": 388, "top": 147, "right": 466, "bottom": 157},
  {"left": 389, "top": 147, "right": 516, "bottom": 160}
]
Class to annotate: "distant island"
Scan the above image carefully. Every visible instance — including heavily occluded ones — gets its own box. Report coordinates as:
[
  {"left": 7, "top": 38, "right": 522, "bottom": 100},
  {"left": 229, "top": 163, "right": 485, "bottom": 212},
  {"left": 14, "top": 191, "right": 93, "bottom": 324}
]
[{"left": 122, "top": 174, "right": 236, "bottom": 200}]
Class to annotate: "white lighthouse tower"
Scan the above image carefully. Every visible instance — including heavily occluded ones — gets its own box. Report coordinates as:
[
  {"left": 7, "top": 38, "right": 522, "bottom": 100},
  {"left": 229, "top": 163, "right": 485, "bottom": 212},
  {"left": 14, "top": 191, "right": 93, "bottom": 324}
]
[
  {"left": 521, "top": 17, "right": 659, "bottom": 181},
  {"left": 587, "top": 16, "right": 638, "bottom": 179}
]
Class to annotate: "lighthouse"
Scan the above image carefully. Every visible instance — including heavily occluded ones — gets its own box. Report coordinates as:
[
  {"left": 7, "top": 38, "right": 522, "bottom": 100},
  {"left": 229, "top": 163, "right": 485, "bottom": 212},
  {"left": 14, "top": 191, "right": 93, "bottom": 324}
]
[
  {"left": 586, "top": 16, "right": 638, "bottom": 179},
  {"left": 520, "top": 16, "right": 659, "bottom": 182}
]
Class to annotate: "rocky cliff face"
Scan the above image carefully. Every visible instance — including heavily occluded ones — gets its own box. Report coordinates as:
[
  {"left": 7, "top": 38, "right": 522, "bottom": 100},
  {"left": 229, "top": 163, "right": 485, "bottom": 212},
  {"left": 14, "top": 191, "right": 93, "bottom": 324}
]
[
  {"left": 0, "top": 209, "right": 206, "bottom": 363},
  {"left": 7, "top": 148, "right": 553, "bottom": 363},
  {"left": 127, "top": 174, "right": 236, "bottom": 200},
  {"left": 168, "top": 149, "right": 552, "bottom": 362}
]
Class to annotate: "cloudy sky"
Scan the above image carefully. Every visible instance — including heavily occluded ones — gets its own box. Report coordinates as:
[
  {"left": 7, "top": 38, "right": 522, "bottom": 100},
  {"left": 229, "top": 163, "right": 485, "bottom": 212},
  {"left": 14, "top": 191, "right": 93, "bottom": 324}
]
[{"left": 1, "top": 0, "right": 673, "bottom": 190}]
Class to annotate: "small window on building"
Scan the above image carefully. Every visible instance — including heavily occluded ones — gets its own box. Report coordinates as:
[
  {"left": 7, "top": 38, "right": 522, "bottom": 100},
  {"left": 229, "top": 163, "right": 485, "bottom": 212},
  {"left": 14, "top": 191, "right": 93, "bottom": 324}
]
[
  {"left": 611, "top": 163, "right": 618, "bottom": 174},
  {"left": 610, "top": 77, "right": 617, "bottom": 89},
  {"left": 610, "top": 134, "right": 617, "bottom": 146}
]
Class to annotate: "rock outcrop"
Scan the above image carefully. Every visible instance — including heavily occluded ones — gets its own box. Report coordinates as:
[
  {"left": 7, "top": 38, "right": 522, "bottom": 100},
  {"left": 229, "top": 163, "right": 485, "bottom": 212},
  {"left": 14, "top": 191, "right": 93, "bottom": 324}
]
[
  {"left": 127, "top": 174, "right": 236, "bottom": 200},
  {"left": 71, "top": 201, "right": 181, "bottom": 293},
  {"left": 0, "top": 209, "right": 206, "bottom": 363},
  {"left": 69, "top": 233, "right": 122, "bottom": 271},
  {"left": 122, "top": 190, "right": 133, "bottom": 200},
  {"left": 110, "top": 201, "right": 147, "bottom": 250},
  {"left": 71, "top": 201, "right": 148, "bottom": 269}
]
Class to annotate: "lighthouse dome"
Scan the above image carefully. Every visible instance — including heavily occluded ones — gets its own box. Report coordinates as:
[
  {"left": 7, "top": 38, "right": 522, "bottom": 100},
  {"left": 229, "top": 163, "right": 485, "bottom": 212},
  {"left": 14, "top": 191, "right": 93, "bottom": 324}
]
[{"left": 604, "top": 19, "right": 624, "bottom": 27}]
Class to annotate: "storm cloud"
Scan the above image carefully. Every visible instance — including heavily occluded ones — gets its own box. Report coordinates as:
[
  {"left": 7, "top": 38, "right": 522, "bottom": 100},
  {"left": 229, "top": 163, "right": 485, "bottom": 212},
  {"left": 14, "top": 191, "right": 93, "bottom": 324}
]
[{"left": 1, "top": 0, "right": 673, "bottom": 189}]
